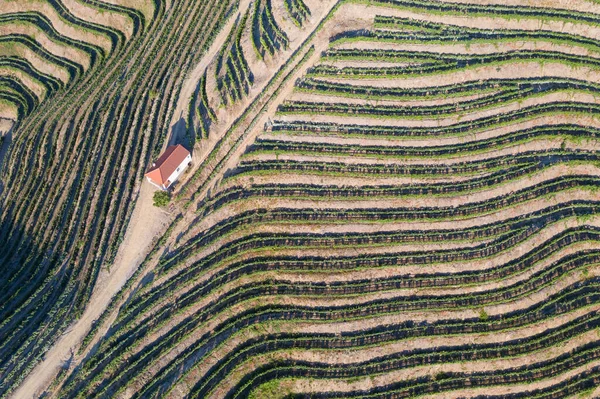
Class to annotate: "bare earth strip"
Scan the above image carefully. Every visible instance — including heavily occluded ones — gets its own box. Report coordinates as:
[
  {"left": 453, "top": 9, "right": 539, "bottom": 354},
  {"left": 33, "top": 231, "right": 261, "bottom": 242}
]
[
  {"left": 0, "top": 22, "right": 92, "bottom": 70},
  {"left": 61, "top": 0, "right": 135, "bottom": 39},
  {"left": 0, "top": 41, "right": 71, "bottom": 84},
  {"left": 0, "top": 66, "right": 47, "bottom": 100},
  {"left": 1, "top": 0, "right": 113, "bottom": 54},
  {"left": 0, "top": 102, "right": 18, "bottom": 121},
  {"left": 100, "top": 0, "right": 156, "bottom": 24}
]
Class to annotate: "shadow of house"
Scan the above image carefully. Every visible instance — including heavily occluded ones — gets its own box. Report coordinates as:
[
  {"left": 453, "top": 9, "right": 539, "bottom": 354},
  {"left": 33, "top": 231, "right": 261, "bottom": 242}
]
[{"left": 169, "top": 116, "right": 193, "bottom": 150}]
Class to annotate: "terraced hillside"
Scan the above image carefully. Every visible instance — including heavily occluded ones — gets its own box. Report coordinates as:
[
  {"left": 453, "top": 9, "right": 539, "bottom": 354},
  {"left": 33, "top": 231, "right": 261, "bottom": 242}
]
[
  {"left": 0, "top": 0, "right": 149, "bottom": 123},
  {"left": 4, "top": 0, "right": 600, "bottom": 398},
  {"left": 0, "top": 0, "right": 240, "bottom": 396}
]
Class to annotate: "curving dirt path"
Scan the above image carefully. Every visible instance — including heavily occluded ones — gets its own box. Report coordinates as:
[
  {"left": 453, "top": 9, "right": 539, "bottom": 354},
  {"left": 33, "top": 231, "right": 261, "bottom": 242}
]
[
  {"left": 10, "top": 2, "right": 264, "bottom": 396},
  {"left": 167, "top": 0, "right": 252, "bottom": 150},
  {"left": 10, "top": 182, "right": 171, "bottom": 399}
]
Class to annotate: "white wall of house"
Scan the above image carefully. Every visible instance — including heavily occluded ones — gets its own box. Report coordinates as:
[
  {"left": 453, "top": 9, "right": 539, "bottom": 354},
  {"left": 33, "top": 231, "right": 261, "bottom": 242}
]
[{"left": 165, "top": 153, "right": 192, "bottom": 188}]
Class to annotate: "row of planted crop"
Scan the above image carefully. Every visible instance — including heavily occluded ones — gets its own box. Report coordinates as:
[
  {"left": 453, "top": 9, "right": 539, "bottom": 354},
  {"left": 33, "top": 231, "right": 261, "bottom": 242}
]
[
  {"left": 277, "top": 89, "right": 534, "bottom": 117},
  {"left": 284, "top": 0, "right": 311, "bottom": 27},
  {"left": 277, "top": 81, "right": 600, "bottom": 118},
  {"left": 239, "top": 357, "right": 600, "bottom": 398},
  {"left": 96, "top": 208, "right": 596, "bottom": 364},
  {"left": 0, "top": 56, "right": 62, "bottom": 95},
  {"left": 270, "top": 102, "right": 600, "bottom": 138},
  {"left": 46, "top": 0, "right": 137, "bottom": 49},
  {"left": 70, "top": 271, "right": 600, "bottom": 399},
  {"left": 216, "top": 10, "right": 254, "bottom": 105},
  {"left": 0, "top": 0, "right": 135, "bottom": 115},
  {"left": 0, "top": 0, "right": 234, "bottom": 396},
  {"left": 0, "top": 86, "right": 34, "bottom": 119},
  {"left": 0, "top": 11, "right": 107, "bottom": 63},
  {"left": 202, "top": 164, "right": 529, "bottom": 211},
  {"left": 248, "top": 124, "right": 599, "bottom": 159},
  {"left": 0, "top": 96, "right": 110, "bottom": 380},
  {"left": 360, "top": 0, "right": 600, "bottom": 27},
  {"left": 331, "top": 16, "right": 600, "bottom": 56},
  {"left": 252, "top": 0, "right": 290, "bottom": 60},
  {"left": 233, "top": 150, "right": 600, "bottom": 177},
  {"left": 62, "top": 205, "right": 584, "bottom": 386},
  {"left": 192, "top": 304, "right": 600, "bottom": 397},
  {"left": 0, "top": 33, "right": 84, "bottom": 80},
  {"left": 194, "top": 73, "right": 217, "bottom": 139},
  {"left": 113, "top": 224, "right": 600, "bottom": 348},
  {"left": 119, "top": 225, "right": 522, "bottom": 335},
  {"left": 311, "top": 49, "right": 600, "bottom": 78},
  {"left": 121, "top": 228, "right": 528, "bottom": 333},
  {"left": 134, "top": 281, "right": 600, "bottom": 398},
  {"left": 94, "top": 209, "right": 596, "bottom": 366},
  {"left": 59, "top": 242, "right": 600, "bottom": 397},
  {"left": 163, "top": 191, "right": 600, "bottom": 280},
  {"left": 294, "top": 76, "right": 600, "bottom": 102}
]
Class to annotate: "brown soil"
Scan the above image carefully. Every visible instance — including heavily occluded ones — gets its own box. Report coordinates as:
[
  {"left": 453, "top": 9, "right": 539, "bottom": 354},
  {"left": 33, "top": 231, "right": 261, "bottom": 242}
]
[
  {"left": 260, "top": 112, "right": 600, "bottom": 147},
  {"left": 0, "top": 103, "right": 18, "bottom": 121},
  {"left": 0, "top": 22, "right": 91, "bottom": 70},
  {"left": 276, "top": 91, "right": 600, "bottom": 127},
  {"left": 286, "top": 90, "right": 497, "bottom": 106},
  {"left": 335, "top": 39, "right": 600, "bottom": 59},
  {"left": 101, "top": 0, "right": 156, "bottom": 23},
  {"left": 0, "top": 65, "right": 47, "bottom": 100},
  {"left": 0, "top": 41, "right": 70, "bottom": 84},
  {"left": 1, "top": 0, "right": 113, "bottom": 54},
  {"left": 61, "top": 0, "right": 135, "bottom": 39},
  {"left": 241, "top": 137, "right": 599, "bottom": 165}
]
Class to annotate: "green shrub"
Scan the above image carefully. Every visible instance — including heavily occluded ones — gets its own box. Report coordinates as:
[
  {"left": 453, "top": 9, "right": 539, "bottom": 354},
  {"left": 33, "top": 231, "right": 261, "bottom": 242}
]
[
  {"left": 479, "top": 308, "right": 489, "bottom": 322},
  {"left": 153, "top": 190, "right": 170, "bottom": 207}
]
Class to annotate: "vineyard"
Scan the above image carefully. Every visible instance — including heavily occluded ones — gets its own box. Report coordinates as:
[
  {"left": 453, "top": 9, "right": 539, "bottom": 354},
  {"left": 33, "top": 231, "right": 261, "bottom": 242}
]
[{"left": 2, "top": 0, "right": 600, "bottom": 398}]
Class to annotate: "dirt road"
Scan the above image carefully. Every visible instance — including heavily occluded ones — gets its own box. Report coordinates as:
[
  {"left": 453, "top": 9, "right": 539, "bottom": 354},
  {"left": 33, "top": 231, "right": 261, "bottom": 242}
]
[
  {"left": 11, "top": 182, "right": 170, "bottom": 399},
  {"left": 168, "top": 0, "right": 252, "bottom": 148},
  {"left": 9, "top": 2, "right": 259, "bottom": 396}
]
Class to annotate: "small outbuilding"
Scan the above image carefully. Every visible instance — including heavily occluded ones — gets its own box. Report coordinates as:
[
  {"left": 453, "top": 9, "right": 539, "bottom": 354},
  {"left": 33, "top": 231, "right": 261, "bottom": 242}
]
[{"left": 145, "top": 144, "right": 191, "bottom": 190}]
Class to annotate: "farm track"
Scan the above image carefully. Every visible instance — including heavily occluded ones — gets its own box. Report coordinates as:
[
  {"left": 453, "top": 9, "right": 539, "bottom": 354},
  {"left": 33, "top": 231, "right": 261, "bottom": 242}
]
[
  {"left": 0, "top": 0, "right": 242, "bottom": 397},
  {"left": 3, "top": 0, "right": 600, "bottom": 398}
]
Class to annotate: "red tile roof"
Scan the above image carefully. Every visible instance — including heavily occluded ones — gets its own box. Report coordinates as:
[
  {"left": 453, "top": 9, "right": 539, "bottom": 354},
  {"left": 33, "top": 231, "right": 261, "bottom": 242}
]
[{"left": 145, "top": 144, "right": 190, "bottom": 187}]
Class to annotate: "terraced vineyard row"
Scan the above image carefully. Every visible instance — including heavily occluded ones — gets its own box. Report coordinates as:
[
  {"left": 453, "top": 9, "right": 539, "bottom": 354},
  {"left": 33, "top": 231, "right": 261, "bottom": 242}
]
[
  {"left": 40, "top": 0, "right": 600, "bottom": 398},
  {"left": 0, "top": 0, "right": 245, "bottom": 396},
  {"left": 0, "top": 0, "right": 153, "bottom": 122}
]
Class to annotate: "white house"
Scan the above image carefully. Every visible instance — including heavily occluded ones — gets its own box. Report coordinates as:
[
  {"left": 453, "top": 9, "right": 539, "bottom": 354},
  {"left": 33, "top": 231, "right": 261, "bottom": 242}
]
[{"left": 145, "top": 144, "right": 192, "bottom": 190}]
